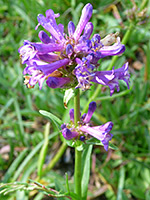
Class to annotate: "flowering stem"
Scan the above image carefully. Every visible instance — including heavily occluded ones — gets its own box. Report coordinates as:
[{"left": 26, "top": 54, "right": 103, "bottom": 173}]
[
  {"left": 74, "top": 89, "right": 82, "bottom": 198},
  {"left": 75, "top": 148, "right": 82, "bottom": 197},
  {"left": 82, "top": 84, "right": 102, "bottom": 114},
  {"left": 96, "top": 85, "right": 133, "bottom": 101},
  {"left": 74, "top": 88, "right": 80, "bottom": 126}
]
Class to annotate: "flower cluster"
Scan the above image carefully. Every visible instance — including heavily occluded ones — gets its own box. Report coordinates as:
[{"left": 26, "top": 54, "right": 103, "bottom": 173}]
[
  {"left": 61, "top": 101, "right": 113, "bottom": 151},
  {"left": 19, "top": 3, "right": 130, "bottom": 95}
]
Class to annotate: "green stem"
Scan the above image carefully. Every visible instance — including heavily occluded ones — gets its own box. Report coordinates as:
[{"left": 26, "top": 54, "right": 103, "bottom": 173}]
[
  {"left": 140, "top": 0, "right": 148, "bottom": 10},
  {"left": 83, "top": 23, "right": 134, "bottom": 113},
  {"left": 96, "top": 84, "right": 133, "bottom": 101},
  {"left": 74, "top": 89, "right": 82, "bottom": 198},
  {"left": 75, "top": 148, "right": 82, "bottom": 197},
  {"left": 74, "top": 88, "right": 80, "bottom": 126},
  {"left": 82, "top": 84, "right": 102, "bottom": 114}
]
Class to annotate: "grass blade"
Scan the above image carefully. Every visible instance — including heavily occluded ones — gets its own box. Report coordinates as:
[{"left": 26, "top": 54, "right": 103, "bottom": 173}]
[
  {"left": 12, "top": 131, "right": 58, "bottom": 181},
  {"left": 117, "top": 166, "right": 125, "bottom": 200},
  {"left": 37, "top": 122, "right": 50, "bottom": 178},
  {"left": 3, "top": 149, "right": 28, "bottom": 183},
  {"left": 81, "top": 145, "right": 93, "bottom": 200}
]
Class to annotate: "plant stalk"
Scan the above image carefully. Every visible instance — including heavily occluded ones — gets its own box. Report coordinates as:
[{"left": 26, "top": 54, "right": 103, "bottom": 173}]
[
  {"left": 74, "top": 89, "right": 82, "bottom": 198},
  {"left": 74, "top": 88, "right": 80, "bottom": 126}
]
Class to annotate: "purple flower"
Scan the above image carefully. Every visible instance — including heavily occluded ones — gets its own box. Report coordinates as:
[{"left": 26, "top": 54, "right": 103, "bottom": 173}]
[
  {"left": 35, "top": 59, "right": 70, "bottom": 75},
  {"left": 37, "top": 9, "right": 66, "bottom": 42},
  {"left": 69, "top": 109, "right": 74, "bottom": 122},
  {"left": 74, "top": 56, "right": 130, "bottom": 95},
  {"left": 22, "top": 58, "right": 70, "bottom": 89},
  {"left": 46, "top": 77, "right": 70, "bottom": 88},
  {"left": 83, "top": 101, "right": 97, "bottom": 123},
  {"left": 98, "top": 37, "right": 125, "bottom": 58},
  {"left": 19, "top": 3, "right": 129, "bottom": 92},
  {"left": 23, "top": 65, "right": 47, "bottom": 89},
  {"left": 73, "top": 3, "right": 93, "bottom": 41},
  {"left": 61, "top": 101, "right": 113, "bottom": 151},
  {"left": 80, "top": 122, "right": 113, "bottom": 151},
  {"left": 91, "top": 62, "right": 130, "bottom": 96},
  {"left": 68, "top": 21, "right": 75, "bottom": 37},
  {"left": 19, "top": 42, "right": 37, "bottom": 64},
  {"left": 62, "top": 128, "right": 78, "bottom": 140},
  {"left": 89, "top": 36, "right": 125, "bottom": 59},
  {"left": 79, "top": 22, "right": 93, "bottom": 42},
  {"left": 38, "top": 30, "right": 52, "bottom": 44}
]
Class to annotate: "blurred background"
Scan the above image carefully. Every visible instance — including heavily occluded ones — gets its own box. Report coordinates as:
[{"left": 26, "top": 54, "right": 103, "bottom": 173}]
[{"left": 0, "top": 0, "right": 150, "bottom": 199}]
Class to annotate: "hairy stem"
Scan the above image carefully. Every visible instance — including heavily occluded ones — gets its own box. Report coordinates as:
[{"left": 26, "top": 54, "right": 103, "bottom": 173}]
[{"left": 74, "top": 89, "right": 82, "bottom": 198}]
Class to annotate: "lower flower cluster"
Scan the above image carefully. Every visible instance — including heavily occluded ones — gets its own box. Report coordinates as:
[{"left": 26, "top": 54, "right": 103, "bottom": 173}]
[{"left": 61, "top": 102, "right": 113, "bottom": 151}]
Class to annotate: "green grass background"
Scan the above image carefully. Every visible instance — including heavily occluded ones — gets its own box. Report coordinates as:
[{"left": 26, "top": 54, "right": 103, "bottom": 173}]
[{"left": 0, "top": 0, "right": 150, "bottom": 199}]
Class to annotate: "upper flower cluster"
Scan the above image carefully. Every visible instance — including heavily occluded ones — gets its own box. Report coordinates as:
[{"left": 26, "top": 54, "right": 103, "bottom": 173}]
[
  {"left": 61, "top": 101, "right": 113, "bottom": 151},
  {"left": 19, "top": 3, "right": 130, "bottom": 95}
]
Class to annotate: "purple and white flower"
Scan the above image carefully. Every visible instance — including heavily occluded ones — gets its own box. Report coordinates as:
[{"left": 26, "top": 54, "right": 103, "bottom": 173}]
[
  {"left": 19, "top": 3, "right": 129, "bottom": 94},
  {"left": 91, "top": 62, "right": 130, "bottom": 96},
  {"left": 61, "top": 101, "right": 113, "bottom": 151}
]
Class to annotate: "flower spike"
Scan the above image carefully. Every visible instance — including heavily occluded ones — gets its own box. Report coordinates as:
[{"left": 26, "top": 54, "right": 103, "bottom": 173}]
[{"left": 19, "top": 3, "right": 129, "bottom": 92}]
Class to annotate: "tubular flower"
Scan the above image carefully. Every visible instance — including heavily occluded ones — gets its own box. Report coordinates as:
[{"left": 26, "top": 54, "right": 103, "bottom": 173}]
[
  {"left": 91, "top": 62, "right": 130, "bottom": 96},
  {"left": 19, "top": 3, "right": 129, "bottom": 94},
  {"left": 61, "top": 102, "right": 113, "bottom": 151}
]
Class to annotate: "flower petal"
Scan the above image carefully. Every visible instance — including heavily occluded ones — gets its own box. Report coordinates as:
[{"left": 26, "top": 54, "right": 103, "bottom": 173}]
[
  {"left": 46, "top": 77, "right": 70, "bottom": 88},
  {"left": 99, "top": 37, "right": 125, "bottom": 58},
  {"left": 62, "top": 128, "right": 78, "bottom": 140},
  {"left": 69, "top": 109, "right": 74, "bottom": 122},
  {"left": 91, "top": 62, "right": 130, "bottom": 96},
  {"left": 36, "top": 58, "right": 70, "bottom": 75},
  {"left": 68, "top": 21, "right": 75, "bottom": 37},
  {"left": 80, "top": 121, "right": 113, "bottom": 151},
  {"left": 38, "top": 31, "right": 52, "bottom": 44},
  {"left": 83, "top": 101, "right": 97, "bottom": 123},
  {"left": 73, "top": 3, "right": 93, "bottom": 41},
  {"left": 37, "top": 11, "right": 65, "bottom": 42}
]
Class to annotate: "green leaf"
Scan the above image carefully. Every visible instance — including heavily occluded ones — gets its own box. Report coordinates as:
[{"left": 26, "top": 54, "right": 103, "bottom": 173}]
[
  {"left": 109, "top": 143, "right": 118, "bottom": 150},
  {"left": 54, "top": 178, "right": 67, "bottom": 200},
  {"left": 37, "top": 122, "right": 50, "bottom": 178},
  {"left": 127, "top": 185, "right": 145, "bottom": 199},
  {"left": 3, "top": 149, "right": 28, "bottom": 183},
  {"left": 0, "top": 97, "right": 14, "bottom": 118},
  {"left": 69, "top": 192, "right": 81, "bottom": 200},
  {"left": 39, "top": 110, "right": 62, "bottom": 130},
  {"left": 146, "top": 189, "right": 150, "bottom": 200},
  {"left": 12, "top": 132, "right": 58, "bottom": 181},
  {"left": 63, "top": 88, "right": 75, "bottom": 108},
  {"left": 117, "top": 167, "right": 125, "bottom": 200},
  {"left": 86, "top": 138, "right": 118, "bottom": 150},
  {"left": 65, "top": 173, "right": 70, "bottom": 194},
  {"left": 81, "top": 145, "right": 93, "bottom": 200},
  {"left": 14, "top": 98, "right": 27, "bottom": 146},
  {"left": 60, "top": 134, "right": 83, "bottom": 149}
]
